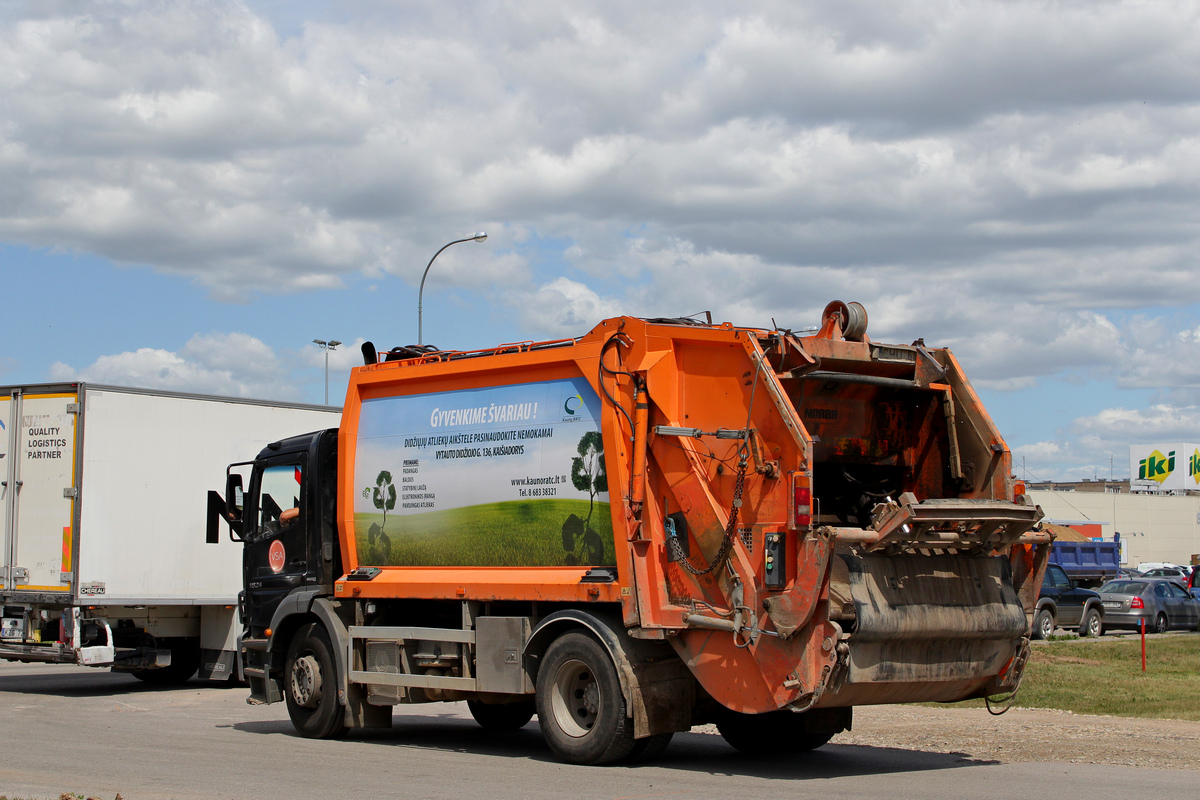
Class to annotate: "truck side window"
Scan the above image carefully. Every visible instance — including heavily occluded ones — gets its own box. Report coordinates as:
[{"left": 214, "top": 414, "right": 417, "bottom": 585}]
[{"left": 257, "top": 463, "right": 303, "bottom": 538}]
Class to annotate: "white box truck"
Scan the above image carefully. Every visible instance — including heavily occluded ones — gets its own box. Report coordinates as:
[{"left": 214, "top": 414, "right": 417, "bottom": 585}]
[{"left": 0, "top": 383, "right": 339, "bottom": 682}]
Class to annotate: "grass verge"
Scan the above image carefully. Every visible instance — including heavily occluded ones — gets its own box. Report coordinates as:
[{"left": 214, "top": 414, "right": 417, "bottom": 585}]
[{"left": 945, "top": 634, "right": 1200, "bottom": 720}]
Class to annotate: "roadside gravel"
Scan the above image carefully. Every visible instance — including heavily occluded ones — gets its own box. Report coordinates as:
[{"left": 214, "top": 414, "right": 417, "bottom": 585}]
[
  {"left": 696, "top": 704, "right": 1200, "bottom": 770},
  {"left": 836, "top": 705, "right": 1200, "bottom": 771}
]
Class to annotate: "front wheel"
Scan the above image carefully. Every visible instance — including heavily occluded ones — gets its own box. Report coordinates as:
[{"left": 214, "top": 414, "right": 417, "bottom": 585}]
[
  {"left": 1032, "top": 608, "right": 1055, "bottom": 640},
  {"left": 284, "top": 623, "right": 347, "bottom": 739},
  {"left": 535, "top": 631, "right": 635, "bottom": 765},
  {"left": 1154, "top": 613, "right": 1169, "bottom": 634},
  {"left": 1078, "top": 608, "right": 1103, "bottom": 638}
]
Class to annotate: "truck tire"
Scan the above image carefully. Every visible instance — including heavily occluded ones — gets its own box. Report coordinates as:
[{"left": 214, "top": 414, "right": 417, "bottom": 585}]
[
  {"left": 1078, "top": 608, "right": 1103, "bottom": 638},
  {"left": 284, "top": 623, "right": 347, "bottom": 739},
  {"left": 715, "top": 708, "right": 834, "bottom": 755},
  {"left": 1031, "top": 608, "right": 1054, "bottom": 640},
  {"left": 535, "top": 631, "right": 636, "bottom": 765},
  {"left": 1154, "top": 613, "right": 1168, "bottom": 634},
  {"left": 131, "top": 638, "right": 200, "bottom": 685},
  {"left": 467, "top": 699, "right": 536, "bottom": 731}
]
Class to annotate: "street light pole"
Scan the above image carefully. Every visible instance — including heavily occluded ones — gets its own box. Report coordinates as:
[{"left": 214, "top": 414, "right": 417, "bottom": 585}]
[
  {"left": 418, "top": 232, "right": 488, "bottom": 345},
  {"left": 313, "top": 339, "right": 342, "bottom": 405}
]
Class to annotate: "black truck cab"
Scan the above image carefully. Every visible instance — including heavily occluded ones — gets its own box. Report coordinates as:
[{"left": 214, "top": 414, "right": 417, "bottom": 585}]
[{"left": 228, "top": 429, "right": 341, "bottom": 696}]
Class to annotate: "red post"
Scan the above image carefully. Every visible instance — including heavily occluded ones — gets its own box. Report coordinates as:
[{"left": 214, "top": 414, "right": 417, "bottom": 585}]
[{"left": 1140, "top": 617, "right": 1146, "bottom": 672}]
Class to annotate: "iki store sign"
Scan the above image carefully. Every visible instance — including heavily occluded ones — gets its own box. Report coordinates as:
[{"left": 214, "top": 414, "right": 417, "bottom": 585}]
[{"left": 1129, "top": 443, "right": 1200, "bottom": 491}]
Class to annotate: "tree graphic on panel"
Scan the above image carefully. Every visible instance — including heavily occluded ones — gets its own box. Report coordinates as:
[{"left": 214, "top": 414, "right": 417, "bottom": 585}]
[{"left": 562, "top": 431, "right": 607, "bottom": 565}]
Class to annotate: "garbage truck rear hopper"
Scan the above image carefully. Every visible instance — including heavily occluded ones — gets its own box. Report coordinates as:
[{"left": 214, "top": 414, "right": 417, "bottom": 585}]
[{"left": 231, "top": 301, "right": 1048, "bottom": 764}]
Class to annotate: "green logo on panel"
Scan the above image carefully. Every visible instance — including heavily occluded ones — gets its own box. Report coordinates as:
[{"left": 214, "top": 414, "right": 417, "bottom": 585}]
[{"left": 1138, "top": 449, "right": 1175, "bottom": 484}]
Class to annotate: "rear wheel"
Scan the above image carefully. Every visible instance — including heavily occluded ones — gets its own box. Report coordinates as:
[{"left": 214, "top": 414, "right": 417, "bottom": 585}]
[
  {"left": 1078, "top": 608, "right": 1103, "bottom": 638},
  {"left": 715, "top": 708, "right": 834, "bottom": 755},
  {"left": 1154, "top": 613, "right": 1169, "bottom": 634},
  {"left": 284, "top": 623, "right": 347, "bottom": 739},
  {"left": 1032, "top": 608, "right": 1055, "bottom": 640},
  {"left": 535, "top": 632, "right": 635, "bottom": 765},
  {"left": 467, "top": 699, "right": 536, "bottom": 731}
]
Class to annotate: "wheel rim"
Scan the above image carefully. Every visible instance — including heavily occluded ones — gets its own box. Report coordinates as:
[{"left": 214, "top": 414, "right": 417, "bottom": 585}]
[
  {"left": 290, "top": 654, "right": 323, "bottom": 708},
  {"left": 1088, "top": 614, "right": 1101, "bottom": 636},
  {"left": 1039, "top": 614, "right": 1053, "bottom": 638},
  {"left": 1156, "top": 614, "right": 1168, "bottom": 634},
  {"left": 549, "top": 658, "right": 600, "bottom": 738}
]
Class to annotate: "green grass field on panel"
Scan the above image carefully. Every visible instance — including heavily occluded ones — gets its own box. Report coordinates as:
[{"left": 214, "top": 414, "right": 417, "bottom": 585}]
[{"left": 354, "top": 498, "right": 615, "bottom": 567}]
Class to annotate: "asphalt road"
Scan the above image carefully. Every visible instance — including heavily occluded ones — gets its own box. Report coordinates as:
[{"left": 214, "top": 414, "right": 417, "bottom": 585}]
[{"left": 0, "top": 662, "right": 1191, "bottom": 800}]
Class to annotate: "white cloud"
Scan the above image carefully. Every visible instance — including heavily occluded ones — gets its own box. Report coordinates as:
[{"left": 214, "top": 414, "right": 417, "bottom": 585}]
[
  {"left": 4, "top": 0, "right": 1200, "bottom": 477},
  {"left": 1009, "top": 403, "right": 1200, "bottom": 481},
  {"left": 49, "top": 332, "right": 300, "bottom": 400},
  {"left": 509, "top": 277, "right": 625, "bottom": 337}
]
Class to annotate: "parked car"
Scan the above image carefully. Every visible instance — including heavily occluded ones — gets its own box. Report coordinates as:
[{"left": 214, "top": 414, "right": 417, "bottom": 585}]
[
  {"left": 1033, "top": 564, "right": 1105, "bottom": 639},
  {"left": 1140, "top": 566, "right": 1191, "bottom": 584},
  {"left": 1117, "top": 567, "right": 1144, "bottom": 579},
  {"left": 1188, "top": 566, "right": 1200, "bottom": 599},
  {"left": 1136, "top": 562, "right": 1189, "bottom": 573},
  {"left": 1095, "top": 578, "right": 1200, "bottom": 633}
]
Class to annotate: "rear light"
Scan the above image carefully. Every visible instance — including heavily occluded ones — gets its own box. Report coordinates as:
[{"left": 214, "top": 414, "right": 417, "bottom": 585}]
[
  {"left": 1130, "top": 597, "right": 1143, "bottom": 610},
  {"left": 793, "top": 475, "right": 812, "bottom": 528}
]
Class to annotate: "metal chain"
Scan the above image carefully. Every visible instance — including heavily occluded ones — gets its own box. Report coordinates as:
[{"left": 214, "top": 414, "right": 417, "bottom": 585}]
[{"left": 668, "top": 446, "right": 749, "bottom": 575}]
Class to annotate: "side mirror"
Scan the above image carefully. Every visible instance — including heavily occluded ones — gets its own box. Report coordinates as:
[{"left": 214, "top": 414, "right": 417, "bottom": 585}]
[{"left": 225, "top": 472, "right": 245, "bottom": 540}]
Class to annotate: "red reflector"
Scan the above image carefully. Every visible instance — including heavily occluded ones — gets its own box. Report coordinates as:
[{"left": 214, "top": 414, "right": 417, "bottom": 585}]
[
  {"left": 794, "top": 484, "right": 812, "bottom": 527},
  {"left": 1130, "top": 597, "right": 1143, "bottom": 609}
]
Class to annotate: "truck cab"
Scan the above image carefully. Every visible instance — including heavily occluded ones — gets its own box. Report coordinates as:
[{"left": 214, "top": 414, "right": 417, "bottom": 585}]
[{"left": 231, "top": 429, "right": 343, "bottom": 697}]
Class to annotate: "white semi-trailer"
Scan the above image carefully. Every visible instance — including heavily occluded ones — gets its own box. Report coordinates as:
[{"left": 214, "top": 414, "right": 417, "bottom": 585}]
[{"left": 0, "top": 383, "right": 339, "bottom": 682}]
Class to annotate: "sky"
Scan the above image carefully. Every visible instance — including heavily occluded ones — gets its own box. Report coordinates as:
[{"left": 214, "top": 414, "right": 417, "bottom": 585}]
[{"left": 2, "top": 0, "right": 1199, "bottom": 482}]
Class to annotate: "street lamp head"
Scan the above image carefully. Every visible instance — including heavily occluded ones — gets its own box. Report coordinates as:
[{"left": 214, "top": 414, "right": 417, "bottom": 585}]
[
  {"left": 418, "top": 232, "right": 490, "bottom": 345},
  {"left": 329, "top": 340, "right": 342, "bottom": 349},
  {"left": 313, "top": 339, "right": 326, "bottom": 347}
]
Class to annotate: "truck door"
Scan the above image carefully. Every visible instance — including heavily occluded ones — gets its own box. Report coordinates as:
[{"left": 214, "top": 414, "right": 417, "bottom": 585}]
[
  {"left": 1, "top": 390, "right": 78, "bottom": 595},
  {"left": 243, "top": 456, "right": 310, "bottom": 629}
]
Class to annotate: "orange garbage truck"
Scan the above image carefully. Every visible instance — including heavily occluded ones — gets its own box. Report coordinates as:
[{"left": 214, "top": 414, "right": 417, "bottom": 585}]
[{"left": 224, "top": 301, "right": 1048, "bottom": 764}]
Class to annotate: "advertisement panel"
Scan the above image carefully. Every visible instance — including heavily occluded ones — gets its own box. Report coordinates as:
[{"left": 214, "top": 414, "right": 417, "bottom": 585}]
[
  {"left": 1129, "top": 442, "right": 1200, "bottom": 492},
  {"left": 353, "top": 377, "right": 614, "bottom": 567}
]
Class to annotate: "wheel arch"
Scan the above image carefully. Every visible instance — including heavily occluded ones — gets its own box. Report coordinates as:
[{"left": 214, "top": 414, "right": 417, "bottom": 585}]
[
  {"left": 266, "top": 591, "right": 349, "bottom": 707},
  {"left": 525, "top": 608, "right": 693, "bottom": 738},
  {"left": 525, "top": 609, "right": 630, "bottom": 701}
]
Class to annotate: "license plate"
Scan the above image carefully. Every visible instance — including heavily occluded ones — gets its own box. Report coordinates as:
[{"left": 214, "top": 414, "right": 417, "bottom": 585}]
[{"left": 1102, "top": 601, "right": 1120, "bottom": 609}]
